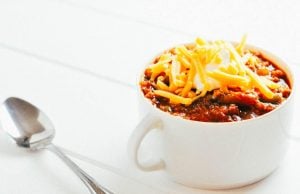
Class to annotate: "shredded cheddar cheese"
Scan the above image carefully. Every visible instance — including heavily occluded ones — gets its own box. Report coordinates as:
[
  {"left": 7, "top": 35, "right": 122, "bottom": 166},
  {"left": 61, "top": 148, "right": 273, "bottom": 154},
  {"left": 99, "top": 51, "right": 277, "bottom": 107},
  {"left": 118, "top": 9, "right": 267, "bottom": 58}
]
[
  {"left": 146, "top": 36, "right": 278, "bottom": 105},
  {"left": 153, "top": 90, "right": 193, "bottom": 105}
]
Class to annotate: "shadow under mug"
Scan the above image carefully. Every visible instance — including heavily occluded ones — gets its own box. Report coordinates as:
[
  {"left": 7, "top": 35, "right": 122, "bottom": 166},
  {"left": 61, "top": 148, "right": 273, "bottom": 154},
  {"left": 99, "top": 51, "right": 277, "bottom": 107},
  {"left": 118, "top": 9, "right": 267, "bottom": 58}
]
[{"left": 128, "top": 44, "right": 295, "bottom": 189}]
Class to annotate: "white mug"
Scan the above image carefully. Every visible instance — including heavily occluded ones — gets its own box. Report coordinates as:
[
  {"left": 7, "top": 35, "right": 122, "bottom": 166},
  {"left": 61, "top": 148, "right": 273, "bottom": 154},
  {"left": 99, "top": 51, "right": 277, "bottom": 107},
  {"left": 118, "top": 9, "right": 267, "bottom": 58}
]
[{"left": 128, "top": 44, "right": 295, "bottom": 189}]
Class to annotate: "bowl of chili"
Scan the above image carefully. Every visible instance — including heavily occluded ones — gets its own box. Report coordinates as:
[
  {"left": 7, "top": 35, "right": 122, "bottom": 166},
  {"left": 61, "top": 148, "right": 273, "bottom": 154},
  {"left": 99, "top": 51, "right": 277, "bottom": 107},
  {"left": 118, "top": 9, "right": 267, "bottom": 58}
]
[{"left": 128, "top": 36, "right": 294, "bottom": 189}]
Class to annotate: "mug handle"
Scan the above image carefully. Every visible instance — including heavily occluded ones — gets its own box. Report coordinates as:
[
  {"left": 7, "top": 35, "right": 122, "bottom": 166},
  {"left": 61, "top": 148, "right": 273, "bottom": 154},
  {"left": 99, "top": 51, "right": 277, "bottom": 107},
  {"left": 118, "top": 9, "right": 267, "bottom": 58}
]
[{"left": 128, "top": 113, "right": 165, "bottom": 171}]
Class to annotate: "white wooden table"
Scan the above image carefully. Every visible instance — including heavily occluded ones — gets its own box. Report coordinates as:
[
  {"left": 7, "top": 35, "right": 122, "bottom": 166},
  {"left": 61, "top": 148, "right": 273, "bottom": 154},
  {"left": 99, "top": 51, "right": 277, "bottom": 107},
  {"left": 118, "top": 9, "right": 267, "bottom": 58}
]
[{"left": 0, "top": 0, "right": 300, "bottom": 193}]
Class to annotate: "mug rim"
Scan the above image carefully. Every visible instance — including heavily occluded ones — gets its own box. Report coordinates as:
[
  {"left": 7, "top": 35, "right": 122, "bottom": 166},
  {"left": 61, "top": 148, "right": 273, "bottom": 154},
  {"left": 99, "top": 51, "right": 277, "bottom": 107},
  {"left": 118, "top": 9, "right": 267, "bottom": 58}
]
[{"left": 137, "top": 42, "right": 295, "bottom": 125}]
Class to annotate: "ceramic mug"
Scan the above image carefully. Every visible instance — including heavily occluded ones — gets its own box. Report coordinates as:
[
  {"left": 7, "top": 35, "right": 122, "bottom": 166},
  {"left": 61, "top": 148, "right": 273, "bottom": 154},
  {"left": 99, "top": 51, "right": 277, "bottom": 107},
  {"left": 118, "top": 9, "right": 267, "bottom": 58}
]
[{"left": 128, "top": 44, "right": 295, "bottom": 189}]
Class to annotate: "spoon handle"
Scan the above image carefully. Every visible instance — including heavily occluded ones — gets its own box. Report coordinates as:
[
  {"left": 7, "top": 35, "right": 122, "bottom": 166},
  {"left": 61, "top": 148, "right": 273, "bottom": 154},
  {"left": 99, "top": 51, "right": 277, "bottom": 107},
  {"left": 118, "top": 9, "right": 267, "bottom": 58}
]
[{"left": 47, "top": 144, "right": 114, "bottom": 194}]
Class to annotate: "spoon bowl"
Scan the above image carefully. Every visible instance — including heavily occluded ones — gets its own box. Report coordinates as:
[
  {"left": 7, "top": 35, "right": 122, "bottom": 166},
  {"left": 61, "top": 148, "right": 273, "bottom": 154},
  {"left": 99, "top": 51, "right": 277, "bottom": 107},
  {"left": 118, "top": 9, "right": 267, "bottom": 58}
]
[{"left": 1, "top": 97, "right": 54, "bottom": 149}]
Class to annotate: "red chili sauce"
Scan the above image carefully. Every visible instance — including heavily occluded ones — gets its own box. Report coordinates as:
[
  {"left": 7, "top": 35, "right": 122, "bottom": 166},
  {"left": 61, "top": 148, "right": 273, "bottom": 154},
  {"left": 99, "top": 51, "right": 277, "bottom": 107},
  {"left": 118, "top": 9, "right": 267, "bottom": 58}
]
[{"left": 140, "top": 52, "right": 291, "bottom": 122}]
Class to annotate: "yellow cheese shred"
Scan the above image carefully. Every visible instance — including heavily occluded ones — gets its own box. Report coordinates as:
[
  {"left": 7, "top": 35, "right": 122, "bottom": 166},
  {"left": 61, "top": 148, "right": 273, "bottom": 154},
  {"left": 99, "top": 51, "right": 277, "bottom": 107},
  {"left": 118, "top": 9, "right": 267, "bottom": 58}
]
[
  {"left": 154, "top": 90, "right": 193, "bottom": 105},
  {"left": 225, "top": 42, "right": 246, "bottom": 76},
  {"left": 236, "top": 34, "right": 247, "bottom": 55},
  {"left": 196, "top": 37, "right": 207, "bottom": 46},
  {"left": 150, "top": 61, "right": 167, "bottom": 81},
  {"left": 260, "top": 76, "right": 280, "bottom": 89},
  {"left": 157, "top": 80, "right": 170, "bottom": 91},
  {"left": 177, "top": 54, "right": 191, "bottom": 68},
  {"left": 170, "top": 59, "right": 182, "bottom": 87},
  {"left": 181, "top": 58, "right": 196, "bottom": 97},
  {"left": 207, "top": 70, "right": 249, "bottom": 88},
  {"left": 245, "top": 67, "right": 275, "bottom": 99}
]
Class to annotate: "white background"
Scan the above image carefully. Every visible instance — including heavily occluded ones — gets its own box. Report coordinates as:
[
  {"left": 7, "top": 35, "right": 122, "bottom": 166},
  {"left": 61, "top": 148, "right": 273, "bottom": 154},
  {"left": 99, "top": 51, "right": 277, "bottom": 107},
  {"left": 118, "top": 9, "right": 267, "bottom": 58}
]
[{"left": 0, "top": 0, "right": 300, "bottom": 193}]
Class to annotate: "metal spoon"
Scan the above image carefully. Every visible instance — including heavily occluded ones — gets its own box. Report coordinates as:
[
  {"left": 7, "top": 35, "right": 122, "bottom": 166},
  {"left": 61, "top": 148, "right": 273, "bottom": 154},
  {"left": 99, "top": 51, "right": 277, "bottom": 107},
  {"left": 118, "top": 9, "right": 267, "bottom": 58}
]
[{"left": 0, "top": 97, "right": 114, "bottom": 194}]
